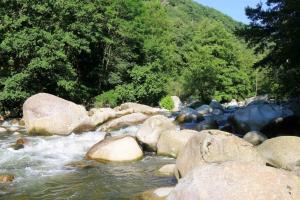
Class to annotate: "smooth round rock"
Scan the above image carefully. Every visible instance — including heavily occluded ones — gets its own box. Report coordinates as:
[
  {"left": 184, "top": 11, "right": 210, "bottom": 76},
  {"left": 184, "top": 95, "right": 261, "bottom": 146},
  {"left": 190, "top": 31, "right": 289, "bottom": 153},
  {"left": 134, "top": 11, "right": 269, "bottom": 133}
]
[
  {"left": 86, "top": 136, "right": 143, "bottom": 162},
  {"left": 243, "top": 131, "right": 267, "bottom": 146},
  {"left": 158, "top": 164, "right": 176, "bottom": 176}
]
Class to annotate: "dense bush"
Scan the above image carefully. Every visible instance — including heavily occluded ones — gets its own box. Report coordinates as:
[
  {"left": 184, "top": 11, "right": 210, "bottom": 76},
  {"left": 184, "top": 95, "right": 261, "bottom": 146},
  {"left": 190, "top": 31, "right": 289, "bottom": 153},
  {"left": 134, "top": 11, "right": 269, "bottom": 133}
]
[
  {"left": 159, "top": 96, "right": 174, "bottom": 111},
  {"left": 94, "top": 91, "right": 119, "bottom": 108}
]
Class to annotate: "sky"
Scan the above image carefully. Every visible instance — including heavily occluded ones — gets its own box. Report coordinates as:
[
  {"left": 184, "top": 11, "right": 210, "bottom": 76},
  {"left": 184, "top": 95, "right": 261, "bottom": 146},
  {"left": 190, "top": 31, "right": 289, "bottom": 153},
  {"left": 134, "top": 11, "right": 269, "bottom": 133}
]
[{"left": 195, "top": 0, "right": 265, "bottom": 24}]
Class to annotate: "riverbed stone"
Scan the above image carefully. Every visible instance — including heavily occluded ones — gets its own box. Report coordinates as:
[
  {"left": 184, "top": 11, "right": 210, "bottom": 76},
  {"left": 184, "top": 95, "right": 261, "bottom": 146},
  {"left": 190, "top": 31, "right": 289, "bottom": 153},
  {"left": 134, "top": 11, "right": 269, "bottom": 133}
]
[
  {"left": 175, "top": 130, "right": 265, "bottom": 178},
  {"left": 243, "top": 131, "right": 267, "bottom": 145},
  {"left": 116, "top": 102, "right": 164, "bottom": 115},
  {"left": 157, "top": 130, "right": 198, "bottom": 158},
  {"left": 158, "top": 164, "right": 176, "bottom": 176},
  {"left": 0, "top": 127, "right": 7, "bottom": 133},
  {"left": 88, "top": 108, "right": 117, "bottom": 127},
  {"left": 136, "top": 115, "right": 176, "bottom": 151},
  {"left": 167, "top": 161, "right": 300, "bottom": 200},
  {"left": 0, "top": 175, "right": 14, "bottom": 183},
  {"left": 175, "top": 108, "right": 203, "bottom": 123},
  {"left": 98, "top": 113, "right": 149, "bottom": 132},
  {"left": 23, "top": 93, "right": 91, "bottom": 135},
  {"left": 86, "top": 136, "right": 143, "bottom": 162},
  {"left": 136, "top": 187, "right": 174, "bottom": 200},
  {"left": 257, "top": 136, "right": 300, "bottom": 171},
  {"left": 196, "top": 105, "right": 213, "bottom": 115}
]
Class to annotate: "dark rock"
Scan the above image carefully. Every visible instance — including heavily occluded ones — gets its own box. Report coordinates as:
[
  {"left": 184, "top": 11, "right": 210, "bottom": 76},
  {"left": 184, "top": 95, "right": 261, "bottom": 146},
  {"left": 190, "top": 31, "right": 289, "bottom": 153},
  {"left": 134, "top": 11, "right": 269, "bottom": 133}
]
[{"left": 195, "top": 119, "right": 218, "bottom": 131}]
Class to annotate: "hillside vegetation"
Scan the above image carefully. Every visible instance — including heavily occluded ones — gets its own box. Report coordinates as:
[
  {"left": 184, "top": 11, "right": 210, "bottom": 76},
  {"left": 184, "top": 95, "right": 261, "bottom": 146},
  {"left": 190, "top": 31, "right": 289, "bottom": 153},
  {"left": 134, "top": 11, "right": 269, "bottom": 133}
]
[{"left": 0, "top": 0, "right": 256, "bottom": 115}]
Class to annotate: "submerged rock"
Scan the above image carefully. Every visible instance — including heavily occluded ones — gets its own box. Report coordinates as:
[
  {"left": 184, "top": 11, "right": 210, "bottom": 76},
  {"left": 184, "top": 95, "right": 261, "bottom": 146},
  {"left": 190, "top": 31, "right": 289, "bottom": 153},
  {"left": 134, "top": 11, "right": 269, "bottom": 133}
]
[
  {"left": 65, "top": 161, "right": 97, "bottom": 170},
  {"left": 98, "top": 113, "right": 149, "bottom": 132},
  {"left": 158, "top": 164, "right": 176, "bottom": 176},
  {"left": 157, "top": 130, "right": 198, "bottom": 158},
  {"left": 257, "top": 136, "right": 300, "bottom": 171},
  {"left": 0, "top": 126, "right": 7, "bottom": 133},
  {"left": 86, "top": 136, "right": 143, "bottom": 162},
  {"left": 135, "top": 187, "right": 174, "bottom": 200},
  {"left": 175, "top": 130, "right": 265, "bottom": 178},
  {"left": 243, "top": 131, "right": 267, "bottom": 146},
  {"left": 136, "top": 115, "right": 176, "bottom": 152},
  {"left": 23, "top": 93, "right": 92, "bottom": 136},
  {"left": 167, "top": 162, "right": 300, "bottom": 200},
  {"left": 0, "top": 175, "right": 14, "bottom": 183}
]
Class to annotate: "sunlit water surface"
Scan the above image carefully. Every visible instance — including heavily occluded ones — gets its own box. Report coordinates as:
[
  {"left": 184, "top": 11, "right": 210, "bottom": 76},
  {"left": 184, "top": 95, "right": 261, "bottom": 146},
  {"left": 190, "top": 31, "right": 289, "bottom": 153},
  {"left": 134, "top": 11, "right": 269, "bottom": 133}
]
[{"left": 0, "top": 129, "right": 176, "bottom": 200}]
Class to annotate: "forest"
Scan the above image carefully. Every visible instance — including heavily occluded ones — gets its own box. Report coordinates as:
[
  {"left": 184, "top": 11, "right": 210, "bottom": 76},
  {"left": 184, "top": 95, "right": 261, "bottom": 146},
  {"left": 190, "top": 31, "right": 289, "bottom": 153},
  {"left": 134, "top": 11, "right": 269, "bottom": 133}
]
[{"left": 0, "top": 0, "right": 299, "bottom": 116}]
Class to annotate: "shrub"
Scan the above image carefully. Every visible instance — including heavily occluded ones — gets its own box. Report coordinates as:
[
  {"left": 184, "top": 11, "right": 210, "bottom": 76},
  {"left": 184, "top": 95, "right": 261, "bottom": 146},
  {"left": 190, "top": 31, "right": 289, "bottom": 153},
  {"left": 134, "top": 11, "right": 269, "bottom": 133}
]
[
  {"left": 94, "top": 90, "right": 119, "bottom": 108},
  {"left": 159, "top": 96, "right": 174, "bottom": 111}
]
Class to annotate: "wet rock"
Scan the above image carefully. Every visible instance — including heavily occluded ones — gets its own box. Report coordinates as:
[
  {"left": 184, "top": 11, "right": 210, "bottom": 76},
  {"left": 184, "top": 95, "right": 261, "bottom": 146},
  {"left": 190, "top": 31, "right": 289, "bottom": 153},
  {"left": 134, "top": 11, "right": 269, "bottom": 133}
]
[
  {"left": 212, "top": 109, "right": 223, "bottom": 115},
  {"left": 257, "top": 136, "right": 300, "bottom": 171},
  {"left": 196, "top": 105, "right": 213, "bottom": 115},
  {"left": 175, "top": 108, "right": 203, "bottom": 123},
  {"left": 175, "top": 130, "right": 265, "bottom": 178},
  {"left": 158, "top": 164, "right": 176, "bottom": 176},
  {"left": 0, "top": 126, "right": 7, "bottom": 133},
  {"left": 243, "top": 131, "right": 267, "bottom": 146},
  {"left": 135, "top": 187, "right": 174, "bottom": 200},
  {"left": 195, "top": 119, "right": 218, "bottom": 132},
  {"left": 23, "top": 93, "right": 92, "bottom": 135},
  {"left": 229, "top": 103, "right": 293, "bottom": 135},
  {"left": 157, "top": 130, "right": 198, "bottom": 158},
  {"left": 10, "top": 138, "right": 28, "bottom": 150},
  {"left": 136, "top": 115, "right": 176, "bottom": 152},
  {"left": 168, "top": 162, "right": 300, "bottom": 200},
  {"left": 209, "top": 100, "right": 223, "bottom": 111},
  {"left": 0, "top": 175, "right": 14, "bottom": 183},
  {"left": 86, "top": 136, "right": 143, "bottom": 162},
  {"left": 170, "top": 96, "right": 181, "bottom": 112},
  {"left": 98, "top": 113, "right": 149, "bottom": 132},
  {"left": 225, "top": 99, "right": 239, "bottom": 109}
]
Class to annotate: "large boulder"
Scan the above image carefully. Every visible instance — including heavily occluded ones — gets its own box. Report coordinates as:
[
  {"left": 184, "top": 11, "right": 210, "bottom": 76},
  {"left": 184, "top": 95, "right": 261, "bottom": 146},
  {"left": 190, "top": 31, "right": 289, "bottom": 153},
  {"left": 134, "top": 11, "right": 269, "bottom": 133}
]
[
  {"left": 88, "top": 108, "right": 117, "bottom": 127},
  {"left": 98, "top": 113, "right": 149, "bottom": 132},
  {"left": 116, "top": 102, "right": 164, "bottom": 115},
  {"left": 261, "top": 116, "right": 300, "bottom": 137},
  {"left": 229, "top": 103, "right": 293, "bottom": 135},
  {"left": 136, "top": 115, "right": 176, "bottom": 151},
  {"left": 86, "top": 136, "right": 143, "bottom": 162},
  {"left": 167, "top": 162, "right": 300, "bottom": 200},
  {"left": 175, "top": 130, "right": 265, "bottom": 178},
  {"left": 243, "top": 131, "right": 268, "bottom": 146},
  {"left": 23, "top": 93, "right": 91, "bottom": 135},
  {"left": 257, "top": 136, "right": 300, "bottom": 171},
  {"left": 157, "top": 130, "right": 198, "bottom": 157}
]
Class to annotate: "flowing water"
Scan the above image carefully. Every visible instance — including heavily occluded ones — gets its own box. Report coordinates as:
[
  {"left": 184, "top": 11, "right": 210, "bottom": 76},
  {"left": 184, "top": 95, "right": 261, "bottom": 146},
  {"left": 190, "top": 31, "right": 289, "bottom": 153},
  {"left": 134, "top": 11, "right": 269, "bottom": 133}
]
[{"left": 0, "top": 128, "right": 176, "bottom": 200}]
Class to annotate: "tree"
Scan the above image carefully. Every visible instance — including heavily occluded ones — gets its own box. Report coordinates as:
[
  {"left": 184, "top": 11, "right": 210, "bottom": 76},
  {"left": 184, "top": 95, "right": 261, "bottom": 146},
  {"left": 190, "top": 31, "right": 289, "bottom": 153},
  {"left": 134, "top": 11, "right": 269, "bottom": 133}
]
[{"left": 240, "top": 0, "right": 300, "bottom": 97}]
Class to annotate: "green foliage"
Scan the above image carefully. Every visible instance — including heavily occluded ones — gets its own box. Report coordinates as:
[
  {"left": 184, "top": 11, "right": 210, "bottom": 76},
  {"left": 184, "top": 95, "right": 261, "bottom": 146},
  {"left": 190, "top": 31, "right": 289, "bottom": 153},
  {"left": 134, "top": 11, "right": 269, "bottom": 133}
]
[
  {"left": 159, "top": 96, "right": 174, "bottom": 111},
  {"left": 94, "top": 90, "right": 119, "bottom": 108},
  {"left": 239, "top": 0, "right": 300, "bottom": 98},
  {"left": 179, "top": 20, "right": 255, "bottom": 102},
  {"left": 0, "top": 0, "right": 257, "bottom": 115}
]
